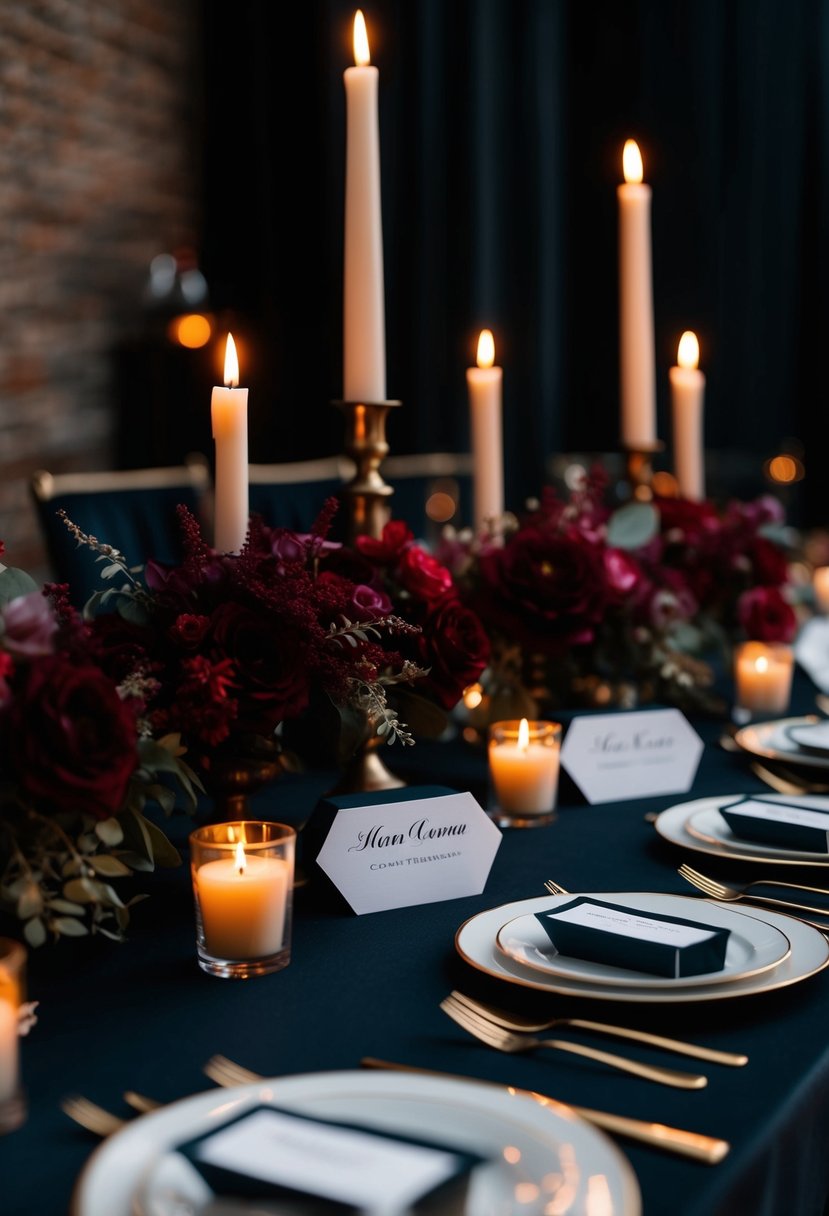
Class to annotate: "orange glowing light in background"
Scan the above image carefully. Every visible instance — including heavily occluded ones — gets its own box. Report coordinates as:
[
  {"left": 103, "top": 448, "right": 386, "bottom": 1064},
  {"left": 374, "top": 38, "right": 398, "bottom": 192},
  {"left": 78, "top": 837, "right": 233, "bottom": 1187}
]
[
  {"left": 353, "top": 10, "right": 370, "bottom": 65},
  {"left": 476, "top": 329, "right": 495, "bottom": 369},
  {"left": 170, "top": 313, "right": 212, "bottom": 349},
  {"left": 623, "top": 139, "right": 644, "bottom": 184}
]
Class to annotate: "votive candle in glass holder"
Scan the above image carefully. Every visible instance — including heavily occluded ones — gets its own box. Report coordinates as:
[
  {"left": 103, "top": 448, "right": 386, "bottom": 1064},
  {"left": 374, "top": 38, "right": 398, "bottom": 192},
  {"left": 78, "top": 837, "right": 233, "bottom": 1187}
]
[
  {"left": 814, "top": 567, "right": 829, "bottom": 614},
  {"left": 0, "top": 938, "right": 26, "bottom": 1134},
  {"left": 734, "top": 642, "right": 794, "bottom": 718},
  {"left": 488, "top": 718, "right": 561, "bottom": 828},
  {"left": 190, "top": 822, "right": 295, "bottom": 979}
]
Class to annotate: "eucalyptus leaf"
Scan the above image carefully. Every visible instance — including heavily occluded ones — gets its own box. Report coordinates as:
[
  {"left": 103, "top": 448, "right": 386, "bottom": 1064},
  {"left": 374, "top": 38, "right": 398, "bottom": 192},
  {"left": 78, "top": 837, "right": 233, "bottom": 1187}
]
[
  {"left": 89, "top": 854, "right": 132, "bottom": 878},
  {"left": 23, "top": 917, "right": 46, "bottom": 948},
  {"left": 0, "top": 567, "right": 39, "bottom": 605},
  {"left": 63, "top": 877, "right": 100, "bottom": 904},
  {"left": 123, "top": 810, "right": 181, "bottom": 869},
  {"left": 607, "top": 502, "right": 659, "bottom": 550},
  {"left": 95, "top": 818, "right": 124, "bottom": 847},
  {"left": 17, "top": 883, "right": 43, "bottom": 920},
  {"left": 52, "top": 916, "right": 89, "bottom": 937},
  {"left": 117, "top": 597, "right": 149, "bottom": 626},
  {"left": 46, "top": 898, "right": 86, "bottom": 915}
]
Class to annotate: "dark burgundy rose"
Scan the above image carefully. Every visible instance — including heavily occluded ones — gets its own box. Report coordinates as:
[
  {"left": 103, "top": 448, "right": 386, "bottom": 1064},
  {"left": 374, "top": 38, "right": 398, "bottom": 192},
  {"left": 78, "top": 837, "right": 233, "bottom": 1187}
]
[
  {"left": 356, "top": 520, "right": 413, "bottom": 563},
  {"left": 208, "top": 602, "right": 310, "bottom": 734},
  {"left": 89, "top": 614, "right": 152, "bottom": 683},
  {"left": 168, "top": 613, "right": 210, "bottom": 648},
  {"left": 478, "top": 528, "right": 609, "bottom": 651},
  {"left": 747, "top": 537, "right": 789, "bottom": 587},
  {"left": 8, "top": 656, "right": 137, "bottom": 820},
  {"left": 737, "top": 586, "right": 797, "bottom": 643},
  {"left": 418, "top": 597, "right": 490, "bottom": 710},
  {"left": 657, "top": 497, "right": 720, "bottom": 548},
  {"left": 397, "top": 546, "right": 454, "bottom": 603}
]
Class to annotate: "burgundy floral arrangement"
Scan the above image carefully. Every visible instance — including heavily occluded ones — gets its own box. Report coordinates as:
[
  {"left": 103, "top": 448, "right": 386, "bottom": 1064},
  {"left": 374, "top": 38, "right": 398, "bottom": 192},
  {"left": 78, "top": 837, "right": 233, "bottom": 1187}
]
[
  {"left": 440, "top": 472, "right": 794, "bottom": 716},
  {"left": 0, "top": 545, "right": 197, "bottom": 947}
]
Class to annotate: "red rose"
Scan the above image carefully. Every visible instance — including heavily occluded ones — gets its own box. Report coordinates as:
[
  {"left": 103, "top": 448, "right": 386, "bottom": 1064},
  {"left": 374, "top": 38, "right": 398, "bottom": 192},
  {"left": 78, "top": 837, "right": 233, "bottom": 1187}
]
[
  {"left": 478, "top": 528, "right": 608, "bottom": 651},
  {"left": 208, "top": 602, "right": 310, "bottom": 734},
  {"left": 8, "top": 656, "right": 137, "bottom": 820},
  {"left": 169, "top": 613, "right": 210, "bottom": 648},
  {"left": 737, "top": 586, "right": 797, "bottom": 643},
  {"left": 747, "top": 537, "right": 789, "bottom": 587},
  {"left": 657, "top": 497, "right": 720, "bottom": 548},
  {"left": 418, "top": 597, "right": 490, "bottom": 710},
  {"left": 355, "top": 520, "right": 413, "bottom": 563},
  {"left": 397, "top": 546, "right": 454, "bottom": 602},
  {"left": 89, "top": 614, "right": 152, "bottom": 684}
]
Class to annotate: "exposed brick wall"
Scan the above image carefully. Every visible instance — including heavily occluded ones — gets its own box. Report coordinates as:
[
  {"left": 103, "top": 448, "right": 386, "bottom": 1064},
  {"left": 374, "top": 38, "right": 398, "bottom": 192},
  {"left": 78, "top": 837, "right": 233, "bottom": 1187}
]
[{"left": 0, "top": 0, "right": 200, "bottom": 575}]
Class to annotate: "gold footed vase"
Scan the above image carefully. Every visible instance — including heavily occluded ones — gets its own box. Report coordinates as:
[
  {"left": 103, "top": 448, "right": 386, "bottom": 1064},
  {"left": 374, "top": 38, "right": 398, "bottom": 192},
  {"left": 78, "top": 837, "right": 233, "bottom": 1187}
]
[{"left": 329, "top": 726, "right": 405, "bottom": 796}]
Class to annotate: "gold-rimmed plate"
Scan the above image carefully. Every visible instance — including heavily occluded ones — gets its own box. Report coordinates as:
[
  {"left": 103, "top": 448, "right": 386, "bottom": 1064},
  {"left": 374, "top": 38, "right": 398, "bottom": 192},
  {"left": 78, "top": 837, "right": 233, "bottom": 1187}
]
[
  {"left": 657, "top": 794, "right": 829, "bottom": 867},
  {"left": 455, "top": 893, "right": 829, "bottom": 1003},
  {"left": 734, "top": 716, "right": 829, "bottom": 772},
  {"left": 495, "top": 904, "right": 791, "bottom": 989}
]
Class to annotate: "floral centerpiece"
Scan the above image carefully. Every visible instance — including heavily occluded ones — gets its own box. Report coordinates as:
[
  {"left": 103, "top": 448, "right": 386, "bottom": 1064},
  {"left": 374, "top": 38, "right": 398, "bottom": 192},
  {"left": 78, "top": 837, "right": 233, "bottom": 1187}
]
[
  {"left": 0, "top": 546, "right": 198, "bottom": 947},
  {"left": 440, "top": 472, "right": 794, "bottom": 719}
]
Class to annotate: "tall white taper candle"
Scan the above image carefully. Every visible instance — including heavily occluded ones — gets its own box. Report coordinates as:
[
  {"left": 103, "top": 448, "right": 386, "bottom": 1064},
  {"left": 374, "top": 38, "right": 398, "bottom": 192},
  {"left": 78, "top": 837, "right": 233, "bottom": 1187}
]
[
  {"left": 618, "top": 139, "right": 657, "bottom": 449},
  {"left": 467, "top": 329, "right": 504, "bottom": 533},
  {"left": 670, "top": 330, "right": 706, "bottom": 500},
  {"left": 211, "top": 333, "right": 249, "bottom": 554}
]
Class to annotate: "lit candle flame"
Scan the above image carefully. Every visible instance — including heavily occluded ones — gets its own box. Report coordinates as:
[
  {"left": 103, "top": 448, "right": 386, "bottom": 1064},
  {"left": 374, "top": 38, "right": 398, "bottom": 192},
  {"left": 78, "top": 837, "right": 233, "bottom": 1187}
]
[
  {"left": 755, "top": 656, "right": 769, "bottom": 675},
  {"left": 623, "top": 139, "right": 643, "bottom": 184},
  {"left": 353, "top": 10, "right": 370, "bottom": 65},
  {"left": 223, "top": 333, "right": 240, "bottom": 388},
  {"left": 517, "top": 717, "right": 530, "bottom": 751},
  {"left": 234, "top": 841, "right": 246, "bottom": 875},
  {"left": 477, "top": 328, "right": 495, "bottom": 370},
  {"left": 677, "top": 330, "right": 699, "bottom": 371}
]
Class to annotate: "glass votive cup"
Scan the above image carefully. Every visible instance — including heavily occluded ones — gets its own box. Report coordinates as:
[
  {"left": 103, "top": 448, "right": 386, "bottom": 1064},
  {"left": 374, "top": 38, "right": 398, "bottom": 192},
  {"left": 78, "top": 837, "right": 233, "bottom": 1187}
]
[
  {"left": 0, "top": 938, "right": 26, "bottom": 1134},
  {"left": 190, "top": 822, "right": 295, "bottom": 979},
  {"left": 488, "top": 719, "right": 562, "bottom": 828},
  {"left": 733, "top": 642, "right": 794, "bottom": 721}
]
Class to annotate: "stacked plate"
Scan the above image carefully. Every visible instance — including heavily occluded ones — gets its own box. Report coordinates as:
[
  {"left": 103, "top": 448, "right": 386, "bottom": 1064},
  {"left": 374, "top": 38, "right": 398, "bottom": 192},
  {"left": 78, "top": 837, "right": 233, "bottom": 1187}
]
[
  {"left": 74, "top": 1071, "right": 641, "bottom": 1216},
  {"left": 656, "top": 792, "right": 829, "bottom": 868},
  {"left": 733, "top": 715, "right": 829, "bottom": 774},
  {"left": 456, "top": 891, "right": 829, "bottom": 1005}
]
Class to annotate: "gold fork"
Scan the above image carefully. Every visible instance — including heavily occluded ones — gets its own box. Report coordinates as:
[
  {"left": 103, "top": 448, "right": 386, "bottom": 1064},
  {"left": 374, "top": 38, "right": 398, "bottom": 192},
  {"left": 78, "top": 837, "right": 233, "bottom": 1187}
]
[
  {"left": 60, "top": 1095, "right": 125, "bottom": 1137},
  {"left": 442, "top": 996, "right": 707, "bottom": 1089},
  {"left": 444, "top": 991, "right": 747, "bottom": 1066},
  {"left": 204, "top": 1054, "right": 263, "bottom": 1088},
  {"left": 206, "top": 1054, "right": 729, "bottom": 1162},
  {"left": 678, "top": 864, "right": 829, "bottom": 920},
  {"left": 544, "top": 878, "right": 570, "bottom": 896}
]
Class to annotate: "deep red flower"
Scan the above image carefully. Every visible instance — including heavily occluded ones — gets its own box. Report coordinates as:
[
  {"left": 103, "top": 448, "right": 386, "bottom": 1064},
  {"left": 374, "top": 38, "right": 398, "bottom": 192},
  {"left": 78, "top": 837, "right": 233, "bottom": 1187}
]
[
  {"left": 7, "top": 655, "right": 137, "bottom": 820},
  {"left": 356, "top": 520, "right": 414, "bottom": 563},
  {"left": 478, "top": 527, "right": 609, "bottom": 651},
  {"left": 418, "top": 597, "right": 490, "bottom": 710},
  {"left": 737, "top": 586, "right": 797, "bottom": 643},
  {"left": 397, "top": 545, "right": 454, "bottom": 603},
  {"left": 169, "top": 613, "right": 210, "bottom": 648},
  {"left": 89, "top": 614, "right": 153, "bottom": 684},
  {"left": 747, "top": 537, "right": 789, "bottom": 587},
  {"left": 208, "top": 602, "right": 310, "bottom": 735}
]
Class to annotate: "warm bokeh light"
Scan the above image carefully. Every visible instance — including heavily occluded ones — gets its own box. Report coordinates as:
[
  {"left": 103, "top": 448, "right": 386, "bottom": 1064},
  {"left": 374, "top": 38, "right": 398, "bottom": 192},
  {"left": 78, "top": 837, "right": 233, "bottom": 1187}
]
[
  {"left": 623, "top": 139, "right": 644, "bottom": 184},
  {"left": 477, "top": 328, "right": 495, "bottom": 369},
  {"left": 234, "top": 841, "right": 246, "bottom": 873},
  {"left": 170, "top": 313, "right": 212, "bottom": 349},
  {"left": 425, "top": 490, "right": 457, "bottom": 522},
  {"left": 463, "top": 683, "right": 484, "bottom": 710},
  {"left": 677, "top": 330, "right": 699, "bottom": 370},
  {"left": 755, "top": 656, "right": 769, "bottom": 675},
  {"left": 223, "top": 333, "right": 240, "bottom": 387},
  {"left": 353, "top": 10, "right": 370, "bottom": 65},
  {"left": 651, "top": 471, "right": 679, "bottom": 497},
  {"left": 765, "top": 454, "right": 803, "bottom": 484},
  {"left": 517, "top": 717, "right": 530, "bottom": 750}
]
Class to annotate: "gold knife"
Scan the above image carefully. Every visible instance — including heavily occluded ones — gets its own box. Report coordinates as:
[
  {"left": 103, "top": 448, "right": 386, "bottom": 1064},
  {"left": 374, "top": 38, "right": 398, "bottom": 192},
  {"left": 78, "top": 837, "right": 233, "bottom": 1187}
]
[{"left": 360, "top": 1057, "right": 730, "bottom": 1164}]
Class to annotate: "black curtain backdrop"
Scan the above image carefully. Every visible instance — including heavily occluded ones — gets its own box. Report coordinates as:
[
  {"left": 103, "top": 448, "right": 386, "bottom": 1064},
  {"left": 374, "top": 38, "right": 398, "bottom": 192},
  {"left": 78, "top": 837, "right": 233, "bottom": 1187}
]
[{"left": 200, "top": 0, "right": 829, "bottom": 523}]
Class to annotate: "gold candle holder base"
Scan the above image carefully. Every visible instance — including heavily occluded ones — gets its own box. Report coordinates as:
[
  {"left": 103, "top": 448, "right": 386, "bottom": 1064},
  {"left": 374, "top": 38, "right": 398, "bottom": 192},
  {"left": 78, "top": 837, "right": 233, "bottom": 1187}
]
[
  {"left": 623, "top": 441, "right": 664, "bottom": 502},
  {"left": 333, "top": 399, "right": 402, "bottom": 540}
]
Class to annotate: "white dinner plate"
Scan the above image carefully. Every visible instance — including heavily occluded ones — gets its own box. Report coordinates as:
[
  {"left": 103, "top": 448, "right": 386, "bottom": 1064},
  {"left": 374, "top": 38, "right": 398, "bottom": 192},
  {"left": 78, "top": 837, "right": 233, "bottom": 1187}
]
[
  {"left": 656, "top": 793, "right": 829, "bottom": 867},
  {"left": 72, "top": 1071, "right": 641, "bottom": 1216},
  {"left": 496, "top": 903, "right": 791, "bottom": 989},
  {"left": 685, "top": 801, "right": 829, "bottom": 861},
  {"left": 734, "top": 717, "right": 829, "bottom": 772},
  {"left": 785, "top": 720, "right": 829, "bottom": 756},
  {"left": 456, "top": 893, "right": 829, "bottom": 1003}
]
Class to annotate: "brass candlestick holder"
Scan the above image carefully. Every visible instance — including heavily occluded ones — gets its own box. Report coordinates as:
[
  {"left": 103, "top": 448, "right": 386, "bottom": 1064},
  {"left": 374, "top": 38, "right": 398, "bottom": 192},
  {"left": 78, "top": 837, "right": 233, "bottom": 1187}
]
[
  {"left": 623, "top": 441, "right": 664, "bottom": 502},
  {"left": 333, "top": 399, "right": 402, "bottom": 540}
]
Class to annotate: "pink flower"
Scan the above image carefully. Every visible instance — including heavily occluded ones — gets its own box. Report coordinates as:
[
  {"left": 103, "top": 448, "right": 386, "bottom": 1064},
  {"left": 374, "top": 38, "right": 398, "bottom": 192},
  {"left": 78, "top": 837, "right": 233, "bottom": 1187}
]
[
  {"left": 1, "top": 592, "right": 58, "bottom": 658},
  {"left": 604, "top": 548, "right": 641, "bottom": 594},
  {"left": 397, "top": 546, "right": 454, "bottom": 602}
]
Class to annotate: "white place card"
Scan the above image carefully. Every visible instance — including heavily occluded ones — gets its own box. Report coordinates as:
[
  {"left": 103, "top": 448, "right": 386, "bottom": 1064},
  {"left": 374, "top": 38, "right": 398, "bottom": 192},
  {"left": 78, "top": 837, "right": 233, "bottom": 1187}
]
[
  {"left": 192, "top": 1108, "right": 467, "bottom": 1212},
  {"left": 552, "top": 901, "right": 717, "bottom": 946},
  {"left": 730, "top": 799, "right": 829, "bottom": 833},
  {"left": 313, "top": 789, "right": 502, "bottom": 915},
  {"left": 560, "top": 708, "right": 703, "bottom": 804}
]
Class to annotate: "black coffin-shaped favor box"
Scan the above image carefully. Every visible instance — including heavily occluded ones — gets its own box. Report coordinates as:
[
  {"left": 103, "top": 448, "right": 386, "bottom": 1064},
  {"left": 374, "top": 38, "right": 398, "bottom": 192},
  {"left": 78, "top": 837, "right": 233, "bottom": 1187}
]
[
  {"left": 535, "top": 897, "right": 730, "bottom": 979},
  {"left": 177, "top": 1104, "right": 484, "bottom": 1215},
  {"left": 719, "top": 798, "right": 829, "bottom": 854}
]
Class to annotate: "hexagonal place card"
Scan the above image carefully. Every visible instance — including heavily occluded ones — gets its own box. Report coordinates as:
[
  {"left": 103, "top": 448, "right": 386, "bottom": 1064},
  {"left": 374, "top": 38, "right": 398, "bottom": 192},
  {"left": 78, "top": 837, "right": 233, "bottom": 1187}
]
[
  {"left": 560, "top": 709, "right": 704, "bottom": 804},
  {"left": 303, "top": 786, "right": 502, "bottom": 915}
]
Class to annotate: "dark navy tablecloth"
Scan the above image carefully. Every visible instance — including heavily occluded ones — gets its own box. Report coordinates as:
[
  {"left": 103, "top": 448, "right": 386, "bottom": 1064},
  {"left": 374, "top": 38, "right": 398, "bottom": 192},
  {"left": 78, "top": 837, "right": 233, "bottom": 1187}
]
[{"left": 6, "top": 692, "right": 829, "bottom": 1216}]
